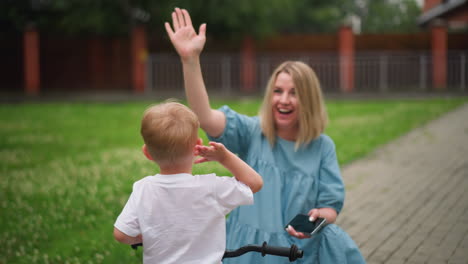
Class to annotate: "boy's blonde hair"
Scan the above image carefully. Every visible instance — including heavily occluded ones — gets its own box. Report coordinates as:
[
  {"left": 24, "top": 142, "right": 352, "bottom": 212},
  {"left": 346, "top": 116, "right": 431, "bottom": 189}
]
[
  {"left": 141, "top": 101, "right": 200, "bottom": 164},
  {"left": 259, "top": 61, "right": 328, "bottom": 149}
]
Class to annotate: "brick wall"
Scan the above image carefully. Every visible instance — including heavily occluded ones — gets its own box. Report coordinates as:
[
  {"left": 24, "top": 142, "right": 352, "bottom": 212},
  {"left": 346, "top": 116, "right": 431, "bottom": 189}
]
[
  {"left": 2, "top": 31, "right": 467, "bottom": 93},
  {"left": 423, "top": 0, "right": 443, "bottom": 12}
]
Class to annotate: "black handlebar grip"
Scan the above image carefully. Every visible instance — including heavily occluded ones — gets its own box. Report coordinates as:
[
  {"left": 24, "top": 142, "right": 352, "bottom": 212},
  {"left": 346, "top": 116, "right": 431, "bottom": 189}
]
[
  {"left": 131, "top": 243, "right": 143, "bottom": 250},
  {"left": 261, "top": 242, "right": 304, "bottom": 261}
]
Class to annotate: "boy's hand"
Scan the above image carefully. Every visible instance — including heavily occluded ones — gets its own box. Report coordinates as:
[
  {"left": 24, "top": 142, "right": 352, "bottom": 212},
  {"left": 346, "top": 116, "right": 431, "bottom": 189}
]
[
  {"left": 165, "top": 8, "right": 206, "bottom": 60},
  {"left": 196, "top": 141, "right": 263, "bottom": 193},
  {"left": 194, "top": 142, "right": 228, "bottom": 164}
]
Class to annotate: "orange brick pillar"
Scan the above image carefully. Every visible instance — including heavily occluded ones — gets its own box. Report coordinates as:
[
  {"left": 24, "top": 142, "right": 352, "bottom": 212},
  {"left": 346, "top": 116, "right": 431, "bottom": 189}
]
[
  {"left": 240, "top": 35, "right": 256, "bottom": 93},
  {"left": 431, "top": 21, "right": 447, "bottom": 90},
  {"left": 338, "top": 25, "right": 355, "bottom": 93},
  {"left": 131, "top": 25, "right": 147, "bottom": 93},
  {"left": 23, "top": 25, "right": 40, "bottom": 95}
]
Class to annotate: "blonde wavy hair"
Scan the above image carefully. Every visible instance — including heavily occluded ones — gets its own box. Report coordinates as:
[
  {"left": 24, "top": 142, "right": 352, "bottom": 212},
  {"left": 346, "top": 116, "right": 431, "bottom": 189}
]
[
  {"left": 141, "top": 101, "right": 199, "bottom": 164},
  {"left": 259, "top": 61, "right": 328, "bottom": 149}
]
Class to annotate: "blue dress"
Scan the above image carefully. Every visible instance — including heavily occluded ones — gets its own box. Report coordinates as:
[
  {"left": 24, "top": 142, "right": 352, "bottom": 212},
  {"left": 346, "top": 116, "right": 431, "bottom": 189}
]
[{"left": 209, "top": 106, "right": 365, "bottom": 264}]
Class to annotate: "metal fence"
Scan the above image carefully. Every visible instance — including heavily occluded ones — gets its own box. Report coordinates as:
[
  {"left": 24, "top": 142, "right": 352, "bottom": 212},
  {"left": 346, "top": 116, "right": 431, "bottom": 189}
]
[{"left": 146, "top": 51, "right": 468, "bottom": 95}]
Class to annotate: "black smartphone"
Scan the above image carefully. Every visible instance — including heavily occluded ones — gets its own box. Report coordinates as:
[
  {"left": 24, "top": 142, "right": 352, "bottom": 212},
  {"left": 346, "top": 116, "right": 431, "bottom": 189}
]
[{"left": 285, "top": 214, "right": 327, "bottom": 236}]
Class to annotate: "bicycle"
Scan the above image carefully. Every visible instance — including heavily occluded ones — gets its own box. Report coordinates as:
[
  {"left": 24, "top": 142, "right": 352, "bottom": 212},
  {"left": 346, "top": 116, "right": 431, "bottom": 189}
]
[{"left": 131, "top": 241, "right": 304, "bottom": 262}]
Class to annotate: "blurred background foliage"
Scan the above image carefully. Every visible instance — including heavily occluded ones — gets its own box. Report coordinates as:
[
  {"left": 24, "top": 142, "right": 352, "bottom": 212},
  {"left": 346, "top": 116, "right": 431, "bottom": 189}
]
[{"left": 1, "top": 0, "right": 421, "bottom": 38}]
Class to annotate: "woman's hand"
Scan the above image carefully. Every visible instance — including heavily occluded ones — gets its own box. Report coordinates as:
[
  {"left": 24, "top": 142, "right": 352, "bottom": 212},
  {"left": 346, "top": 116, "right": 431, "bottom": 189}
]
[
  {"left": 286, "top": 208, "right": 338, "bottom": 239},
  {"left": 165, "top": 8, "right": 206, "bottom": 61},
  {"left": 285, "top": 225, "right": 311, "bottom": 239},
  {"left": 308, "top": 208, "right": 337, "bottom": 224}
]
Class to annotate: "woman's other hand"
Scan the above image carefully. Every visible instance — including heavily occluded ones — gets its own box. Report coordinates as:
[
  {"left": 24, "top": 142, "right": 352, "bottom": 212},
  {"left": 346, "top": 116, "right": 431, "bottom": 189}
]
[
  {"left": 308, "top": 208, "right": 337, "bottom": 224},
  {"left": 285, "top": 225, "right": 311, "bottom": 239},
  {"left": 165, "top": 8, "right": 206, "bottom": 61},
  {"left": 286, "top": 208, "right": 338, "bottom": 239}
]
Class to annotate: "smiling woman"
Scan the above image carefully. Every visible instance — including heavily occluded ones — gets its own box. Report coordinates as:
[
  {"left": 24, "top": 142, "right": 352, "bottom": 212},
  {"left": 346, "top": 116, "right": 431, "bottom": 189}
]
[
  {"left": 165, "top": 7, "right": 366, "bottom": 263},
  {"left": 260, "top": 61, "right": 328, "bottom": 149},
  {"left": 272, "top": 73, "right": 299, "bottom": 134}
]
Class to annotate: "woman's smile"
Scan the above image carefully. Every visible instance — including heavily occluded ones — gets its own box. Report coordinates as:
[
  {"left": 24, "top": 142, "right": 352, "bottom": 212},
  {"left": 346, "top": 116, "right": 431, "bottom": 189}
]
[{"left": 272, "top": 72, "right": 299, "bottom": 139}]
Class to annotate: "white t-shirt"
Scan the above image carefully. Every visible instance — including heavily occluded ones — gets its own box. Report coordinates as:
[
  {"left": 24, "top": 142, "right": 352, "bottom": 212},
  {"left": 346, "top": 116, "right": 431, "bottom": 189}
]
[{"left": 114, "top": 173, "right": 253, "bottom": 264}]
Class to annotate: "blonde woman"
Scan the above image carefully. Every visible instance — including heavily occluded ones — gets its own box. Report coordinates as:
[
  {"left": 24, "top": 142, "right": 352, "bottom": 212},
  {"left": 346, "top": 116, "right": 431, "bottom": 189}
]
[{"left": 165, "top": 8, "right": 365, "bottom": 264}]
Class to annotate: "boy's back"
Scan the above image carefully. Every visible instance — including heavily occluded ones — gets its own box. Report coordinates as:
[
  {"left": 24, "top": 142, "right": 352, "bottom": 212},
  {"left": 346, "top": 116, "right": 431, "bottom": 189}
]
[
  {"left": 113, "top": 101, "right": 263, "bottom": 263},
  {"left": 115, "top": 172, "right": 253, "bottom": 264}
]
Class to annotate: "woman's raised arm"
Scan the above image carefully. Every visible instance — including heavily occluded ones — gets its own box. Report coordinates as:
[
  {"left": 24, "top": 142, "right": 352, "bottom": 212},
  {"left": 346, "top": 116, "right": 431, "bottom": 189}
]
[{"left": 165, "top": 8, "right": 226, "bottom": 137}]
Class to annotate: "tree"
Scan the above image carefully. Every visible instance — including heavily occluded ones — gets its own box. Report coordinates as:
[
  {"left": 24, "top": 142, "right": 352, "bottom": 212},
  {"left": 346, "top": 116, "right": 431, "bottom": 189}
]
[
  {"left": 0, "top": 0, "right": 148, "bottom": 35},
  {"left": 279, "top": 0, "right": 354, "bottom": 33},
  {"left": 152, "top": 0, "right": 298, "bottom": 39},
  {"left": 352, "top": 0, "right": 422, "bottom": 33},
  {"left": 0, "top": 0, "right": 422, "bottom": 37}
]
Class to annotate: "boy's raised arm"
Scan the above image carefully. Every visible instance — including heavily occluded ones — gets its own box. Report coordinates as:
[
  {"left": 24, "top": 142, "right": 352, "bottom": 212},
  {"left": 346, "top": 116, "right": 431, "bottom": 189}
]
[
  {"left": 165, "top": 8, "right": 226, "bottom": 138},
  {"left": 195, "top": 142, "right": 263, "bottom": 193}
]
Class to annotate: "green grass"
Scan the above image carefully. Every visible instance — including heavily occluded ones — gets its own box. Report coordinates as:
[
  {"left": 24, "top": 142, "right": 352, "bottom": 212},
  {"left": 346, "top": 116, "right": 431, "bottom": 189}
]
[{"left": 1, "top": 97, "right": 466, "bottom": 263}]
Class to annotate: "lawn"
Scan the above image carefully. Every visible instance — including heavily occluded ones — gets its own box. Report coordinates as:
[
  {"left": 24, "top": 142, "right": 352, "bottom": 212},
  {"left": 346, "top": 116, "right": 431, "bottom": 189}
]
[{"left": 1, "top": 97, "right": 466, "bottom": 263}]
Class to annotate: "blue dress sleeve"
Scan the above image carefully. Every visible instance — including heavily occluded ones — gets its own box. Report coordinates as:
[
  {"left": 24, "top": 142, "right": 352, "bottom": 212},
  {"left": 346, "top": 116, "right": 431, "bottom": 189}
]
[
  {"left": 317, "top": 135, "right": 345, "bottom": 213},
  {"left": 207, "top": 105, "right": 258, "bottom": 157}
]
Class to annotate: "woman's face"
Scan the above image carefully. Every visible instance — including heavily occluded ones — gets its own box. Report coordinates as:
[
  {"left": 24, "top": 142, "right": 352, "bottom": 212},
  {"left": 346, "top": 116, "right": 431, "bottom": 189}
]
[{"left": 271, "top": 72, "right": 299, "bottom": 139}]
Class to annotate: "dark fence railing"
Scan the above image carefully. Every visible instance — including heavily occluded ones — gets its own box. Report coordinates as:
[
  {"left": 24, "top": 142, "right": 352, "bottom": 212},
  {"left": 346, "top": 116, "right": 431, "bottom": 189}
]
[
  {"left": 147, "top": 51, "right": 468, "bottom": 94},
  {"left": 1, "top": 32, "right": 466, "bottom": 94}
]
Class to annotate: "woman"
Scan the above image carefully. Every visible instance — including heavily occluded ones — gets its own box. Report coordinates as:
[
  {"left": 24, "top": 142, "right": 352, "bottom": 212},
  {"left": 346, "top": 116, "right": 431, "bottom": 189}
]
[{"left": 165, "top": 8, "right": 365, "bottom": 263}]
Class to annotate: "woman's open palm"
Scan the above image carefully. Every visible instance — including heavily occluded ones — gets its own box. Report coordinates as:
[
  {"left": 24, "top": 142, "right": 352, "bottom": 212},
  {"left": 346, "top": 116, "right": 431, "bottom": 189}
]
[{"left": 165, "top": 8, "right": 206, "bottom": 59}]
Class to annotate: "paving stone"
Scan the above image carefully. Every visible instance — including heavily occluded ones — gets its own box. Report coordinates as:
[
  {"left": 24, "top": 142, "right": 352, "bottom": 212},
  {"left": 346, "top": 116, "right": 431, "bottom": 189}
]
[
  {"left": 449, "top": 248, "right": 468, "bottom": 264},
  {"left": 336, "top": 103, "right": 468, "bottom": 264}
]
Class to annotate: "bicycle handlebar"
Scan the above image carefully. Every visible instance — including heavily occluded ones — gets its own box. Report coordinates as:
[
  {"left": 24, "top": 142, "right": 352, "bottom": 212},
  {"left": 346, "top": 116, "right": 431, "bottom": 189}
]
[
  {"left": 131, "top": 241, "right": 303, "bottom": 262},
  {"left": 131, "top": 243, "right": 142, "bottom": 250},
  {"left": 223, "top": 241, "right": 303, "bottom": 262}
]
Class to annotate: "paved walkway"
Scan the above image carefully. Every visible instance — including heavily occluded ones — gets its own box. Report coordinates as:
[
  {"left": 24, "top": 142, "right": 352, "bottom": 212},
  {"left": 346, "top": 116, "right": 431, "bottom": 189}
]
[{"left": 336, "top": 103, "right": 468, "bottom": 264}]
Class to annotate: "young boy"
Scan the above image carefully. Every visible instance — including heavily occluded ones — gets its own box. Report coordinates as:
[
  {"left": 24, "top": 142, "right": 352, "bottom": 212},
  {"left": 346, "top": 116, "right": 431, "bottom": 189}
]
[{"left": 113, "top": 101, "right": 263, "bottom": 264}]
